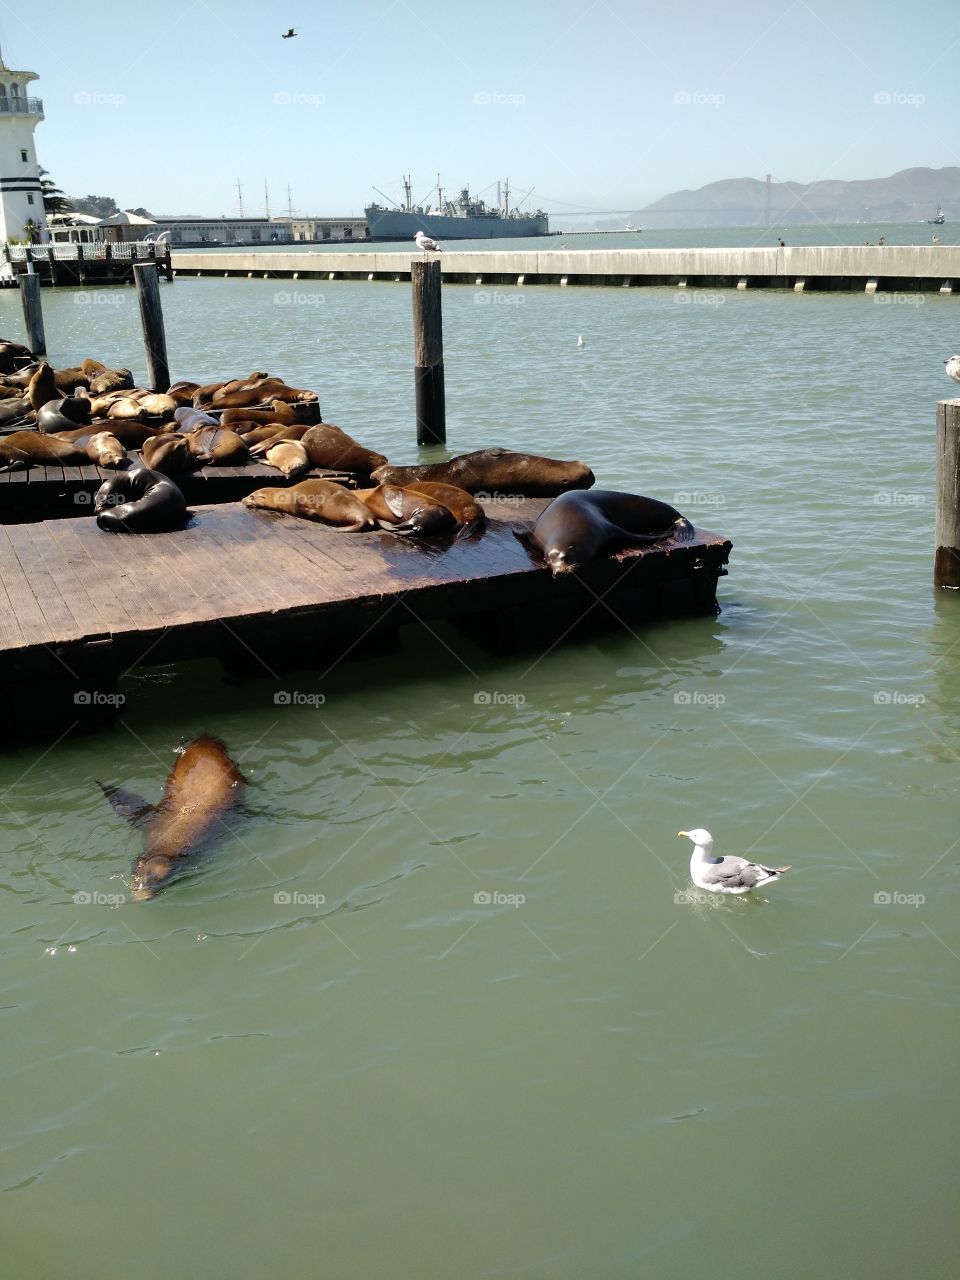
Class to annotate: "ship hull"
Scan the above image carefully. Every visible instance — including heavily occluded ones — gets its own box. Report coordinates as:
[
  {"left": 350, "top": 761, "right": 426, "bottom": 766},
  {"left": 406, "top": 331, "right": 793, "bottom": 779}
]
[{"left": 365, "top": 208, "right": 549, "bottom": 240}]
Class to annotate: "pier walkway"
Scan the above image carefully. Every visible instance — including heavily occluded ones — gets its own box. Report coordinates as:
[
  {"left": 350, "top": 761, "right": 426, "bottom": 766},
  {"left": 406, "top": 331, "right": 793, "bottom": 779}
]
[
  {"left": 172, "top": 245, "right": 960, "bottom": 294},
  {"left": 0, "top": 499, "right": 730, "bottom": 745}
]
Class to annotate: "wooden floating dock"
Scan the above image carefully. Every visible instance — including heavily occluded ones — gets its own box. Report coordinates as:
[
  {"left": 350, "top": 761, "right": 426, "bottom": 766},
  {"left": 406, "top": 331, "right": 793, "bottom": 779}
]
[
  {"left": 0, "top": 499, "right": 731, "bottom": 746},
  {"left": 171, "top": 245, "right": 960, "bottom": 294},
  {"left": 0, "top": 455, "right": 354, "bottom": 524}
]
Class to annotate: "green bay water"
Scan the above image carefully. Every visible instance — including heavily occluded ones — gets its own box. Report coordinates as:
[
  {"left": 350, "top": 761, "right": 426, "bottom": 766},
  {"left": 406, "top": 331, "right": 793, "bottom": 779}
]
[{"left": 0, "top": 277, "right": 958, "bottom": 1278}]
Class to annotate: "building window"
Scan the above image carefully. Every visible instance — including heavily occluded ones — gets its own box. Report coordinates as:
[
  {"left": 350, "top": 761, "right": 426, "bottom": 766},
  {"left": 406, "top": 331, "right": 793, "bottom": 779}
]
[
  {"left": 20, "top": 149, "right": 27, "bottom": 162},
  {"left": 27, "top": 192, "right": 33, "bottom": 204}
]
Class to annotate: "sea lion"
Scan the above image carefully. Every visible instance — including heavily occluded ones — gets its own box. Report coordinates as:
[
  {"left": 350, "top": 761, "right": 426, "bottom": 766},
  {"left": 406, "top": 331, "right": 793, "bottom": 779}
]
[
  {"left": 52, "top": 366, "right": 91, "bottom": 394},
  {"left": 371, "top": 447, "right": 595, "bottom": 497},
  {"left": 238, "top": 423, "right": 302, "bottom": 447},
  {"left": 400, "top": 482, "right": 485, "bottom": 537},
  {"left": 0, "top": 396, "right": 31, "bottom": 425},
  {"left": 243, "top": 480, "right": 377, "bottom": 530},
  {"left": 262, "top": 440, "right": 311, "bottom": 479},
  {"left": 81, "top": 358, "right": 107, "bottom": 377},
  {"left": 166, "top": 380, "right": 200, "bottom": 406},
  {"left": 142, "top": 433, "right": 197, "bottom": 475},
  {"left": 186, "top": 424, "right": 250, "bottom": 466},
  {"left": 210, "top": 376, "right": 318, "bottom": 409},
  {"left": 519, "top": 489, "right": 695, "bottom": 575},
  {"left": 82, "top": 431, "right": 127, "bottom": 468},
  {"left": 37, "top": 396, "right": 91, "bottom": 433},
  {"left": 173, "top": 406, "right": 220, "bottom": 432},
  {"left": 54, "top": 419, "right": 162, "bottom": 447},
  {"left": 298, "top": 424, "right": 387, "bottom": 475},
  {"left": 88, "top": 368, "right": 134, "bottom": 395},
  {"left": 94, "top": 465, "right": 188, "bottom": 532},
  {"left": 99, "top": 735, "right": 245, "bottom": 900},
  {"left": 26, "top": 363, "right": 60, "bottom": 410},
  {"left": 0, "top": 430, "right": 87, "bottom": 471},
  {"left": 0, "top": 339, "right": 34, "bottom": 374},
  {"left": 220, "top": 399, "right": 321, "bottom": 427},
  {"left": 356, "top": 484, "right": 456, "bottom": 537}
]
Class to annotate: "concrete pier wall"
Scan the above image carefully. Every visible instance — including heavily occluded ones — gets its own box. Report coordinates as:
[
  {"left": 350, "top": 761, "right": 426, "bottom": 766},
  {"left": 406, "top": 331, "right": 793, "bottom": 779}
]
[{"left": 171, "top": 245, "right": 960, "bottom": 292}]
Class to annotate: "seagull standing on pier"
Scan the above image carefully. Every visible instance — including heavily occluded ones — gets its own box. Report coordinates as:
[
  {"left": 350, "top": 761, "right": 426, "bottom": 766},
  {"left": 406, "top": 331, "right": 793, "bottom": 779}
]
[
  {"left": 678, "top": 828, "right": 791, "bottom": 896},
  {"left": 415, "top": 231, "right": 441, "bottom": 255},
  {"left": 945, "top": 355, "right": 960, "bottom": 384}
]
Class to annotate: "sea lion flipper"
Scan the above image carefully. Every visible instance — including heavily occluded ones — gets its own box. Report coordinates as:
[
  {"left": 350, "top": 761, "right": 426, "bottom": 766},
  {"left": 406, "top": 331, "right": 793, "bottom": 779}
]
[
  {"left": 98, "top": 781, "right": 153, "bottom": 826},
  {"left": 511, "top": 525, "right": 534, "bottom": 547}
]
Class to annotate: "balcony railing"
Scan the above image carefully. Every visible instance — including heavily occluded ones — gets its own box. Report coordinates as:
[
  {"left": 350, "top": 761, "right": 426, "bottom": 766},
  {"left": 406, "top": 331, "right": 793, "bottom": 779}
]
[{"left": 0, "top": 96, "right": 43, "bottom": 116}]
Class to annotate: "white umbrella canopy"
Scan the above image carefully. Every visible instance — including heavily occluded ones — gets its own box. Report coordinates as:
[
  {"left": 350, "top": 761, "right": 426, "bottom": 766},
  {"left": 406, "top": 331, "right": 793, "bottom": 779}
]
[{"left": 96, "top": 210, "right": 158, "bottom": 242}]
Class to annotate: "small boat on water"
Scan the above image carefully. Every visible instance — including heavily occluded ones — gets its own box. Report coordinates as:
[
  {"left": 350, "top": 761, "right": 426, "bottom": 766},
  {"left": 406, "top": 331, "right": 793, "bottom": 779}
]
[{"left": 928, "top": 205, "right": 946, "bottom": 225}]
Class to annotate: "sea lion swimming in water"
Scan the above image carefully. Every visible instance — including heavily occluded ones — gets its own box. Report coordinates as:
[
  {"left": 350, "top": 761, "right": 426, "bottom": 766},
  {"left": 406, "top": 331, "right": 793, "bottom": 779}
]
[
  {"left": 371, "top": 447, "right": 595, "bottom": 497},
  {"left": 99, "top": 735, "right": 245, "bottom": 900},
  {"left": 519, "top": 489, "right": 695, "bottom": 575}
]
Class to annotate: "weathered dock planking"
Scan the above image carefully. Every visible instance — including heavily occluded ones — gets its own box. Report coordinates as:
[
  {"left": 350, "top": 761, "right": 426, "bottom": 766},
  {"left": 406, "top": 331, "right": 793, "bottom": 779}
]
[
  {"left": 0, "top": 455, "right": 355, "bottom": 523},
  {"left": 0, "top": 499, "right": 731, "bottom": 745}
]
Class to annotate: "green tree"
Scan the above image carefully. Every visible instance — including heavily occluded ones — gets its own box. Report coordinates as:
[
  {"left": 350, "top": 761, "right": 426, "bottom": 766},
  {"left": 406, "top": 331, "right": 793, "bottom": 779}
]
[
  {"left": 128, "top": 207, "right": 154, "bottom": 219},
  {"left": 38, "top": 166, "right": 72, "bottom": 215},
  {"left": 68, "top": 195, "right": 119, "bottom": 219}
]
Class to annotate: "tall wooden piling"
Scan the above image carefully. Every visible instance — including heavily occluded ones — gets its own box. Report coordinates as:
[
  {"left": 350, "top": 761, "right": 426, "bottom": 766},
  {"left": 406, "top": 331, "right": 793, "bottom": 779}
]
[
  {"left": 411, "top": 258, "right": 446, "bottom": 445},
  {"left": 18, "top": 270, "right": 45, "bottom": 356},
  {"left": 936, "top": 399, "right": 960, "bottom": 589},
  {"left": 133, "top": 261, "right": 170, "bottom": 392}
]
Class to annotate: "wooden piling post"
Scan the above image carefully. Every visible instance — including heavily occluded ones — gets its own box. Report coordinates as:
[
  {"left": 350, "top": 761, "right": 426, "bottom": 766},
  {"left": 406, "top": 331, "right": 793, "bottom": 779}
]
[
  {"left": 18, "top": 270, "right": 45, "bottom": 356},
  {"left": 936, "top": 399, "right": 960, "bottom": 589},
  {"left": 411, "top": 258, "right": 445, "bottom": 445},
  {"left": 133, "top": 261, "right": 170, "bottom": 392}
]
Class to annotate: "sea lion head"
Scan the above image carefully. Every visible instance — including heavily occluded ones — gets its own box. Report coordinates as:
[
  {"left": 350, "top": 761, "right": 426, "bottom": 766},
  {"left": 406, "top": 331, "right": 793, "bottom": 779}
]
[
  {"left": 544, "top": 547, "right": 576, "bottom": 575},
  {"left": 130, "top": 854, "right": 176, "bottom": 901}
]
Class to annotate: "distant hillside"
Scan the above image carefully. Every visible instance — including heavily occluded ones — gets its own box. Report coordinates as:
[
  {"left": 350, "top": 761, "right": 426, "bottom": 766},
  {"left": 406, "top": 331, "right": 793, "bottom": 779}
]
[{"left": 635, "top": 167, "right": 959, "bottom": 228}]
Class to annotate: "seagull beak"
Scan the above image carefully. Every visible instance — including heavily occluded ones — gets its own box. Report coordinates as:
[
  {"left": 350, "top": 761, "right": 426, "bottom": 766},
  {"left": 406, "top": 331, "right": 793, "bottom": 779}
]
[{"left": 677, "top": 830, "right": 689, "bottom": 839}]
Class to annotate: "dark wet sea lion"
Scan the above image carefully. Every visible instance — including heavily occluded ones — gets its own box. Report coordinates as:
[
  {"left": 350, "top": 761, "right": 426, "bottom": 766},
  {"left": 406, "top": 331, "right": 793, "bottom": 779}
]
[
  {"left": 99, "top": 735, "right": 245, "bottom": 900},
  {"left": 299, "top": 424, "right": 387, "bottom": 475},
  {"left": 371, "top": 447, "right": 595, "bottom": 497},
  {"left": 0, "top": 340, "right": 34, "bottom": 374},
  {"left": 401, "top": 482, "right": 485, "bottom": 537},
  {"left": 37, "top": 396, "right": 91, "bottom": 433},
  {"left": 94, "top": 466, "right": 188, "bottom": 532},
  {"left": 356, "top": 485, "right": 456, "bottom": 537},
  {"left": 0, "top": 396, "right": 32, "bottom": 425},
  {"left": 173, "top": 406, "right": 220, "bottom": 432},
  {"left": 520, "top": 489, "right": 695, "bottom": 575},
  {"left": 142, "top": 434, "right": 197, "bottom": 475},
  {"left": 243, "top": 480, "right": 377, "bottom": 530}
]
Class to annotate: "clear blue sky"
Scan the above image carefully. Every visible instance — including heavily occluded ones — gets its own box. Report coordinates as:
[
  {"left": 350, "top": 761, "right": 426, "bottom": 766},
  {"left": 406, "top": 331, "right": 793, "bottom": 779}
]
[{"left": 4, "top": 0, "right": 957, "bottom": 218}]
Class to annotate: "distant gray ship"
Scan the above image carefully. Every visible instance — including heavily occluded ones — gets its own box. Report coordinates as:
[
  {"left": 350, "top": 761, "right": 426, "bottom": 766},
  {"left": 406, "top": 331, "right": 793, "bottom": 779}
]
[{"left": 365, "top": 176, "right": 549, "bottom": 241}]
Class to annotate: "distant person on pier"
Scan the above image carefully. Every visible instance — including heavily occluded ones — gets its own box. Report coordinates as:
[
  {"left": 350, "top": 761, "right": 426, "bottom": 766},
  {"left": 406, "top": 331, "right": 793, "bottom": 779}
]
[
  {"left": 878, "top": 236, "right": 885, "bottom": 246},
  {"left": 778, "top": 238, "right": 785, "bottom": 247}
]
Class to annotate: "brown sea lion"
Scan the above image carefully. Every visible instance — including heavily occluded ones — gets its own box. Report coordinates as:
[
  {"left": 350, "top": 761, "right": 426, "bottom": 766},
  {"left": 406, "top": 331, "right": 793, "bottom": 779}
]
[
  {"left": 89, "top": 368, "right": 134, "bottom": 395},
  {"left": 211, "top": 376, "right": 318, "bottom": 409},
  {"left": 55, "top": 419, "right": 162, "bottom": 447},
  {"left": 401, "top": 482, "right": 485, "bottom": 537},
  {"left": 299, "top": 424, "right": 387, "bottom": 475},
  {"left": 94, "top": 465, "right": 188, "bottom": 533},
  {"left": 81, "top": 358, "right": 107, "bottom": 377},
  {"left": 37, "top": 396, "right": 91, "bottom": 433},
  {"left": 0, "top": 430, "right": 87, "bottom": 470},
  {"left": 83, "top": 431, "right": 127, "bottom": 468},
  {"left": 186, "top": 425, "right": 250, "bottom": 466},
  {"left": 356, "top": 485, "right": 456, "bottom": 537},
  {"left": 243, "top": 480, "right": 377, "bottom": 530},
  {"left": 236, "top": 423, "right": 297, "bottom": 447},
  {"left": 0, "top": 396, "right": 31, "bottom": 425},
  {"left": 142, "top": 434, "right": 197, "bottom": 474},
  {"left": 220, "top": 400, "right": 321, "bottom": 427},
  {"left": 518, "top": 489, "right": 695, "bottom": 575},
  {"left": 52, "top": 366, "right": 91, "bottom": 393},
  {"left": 26, "top": 363, "right": 60, "bottom": 410},
  {"left": 371, "top": 447, "right": 595, "bottom": 497},
  {"left": 262, "top": 440, "right": 311, "bottom": 479},
  {"left": 99, "top": 735, "right": 245, "bottom": 900},
  {"left": 166, "top": 380, "right": 200, "bottom": 406}
]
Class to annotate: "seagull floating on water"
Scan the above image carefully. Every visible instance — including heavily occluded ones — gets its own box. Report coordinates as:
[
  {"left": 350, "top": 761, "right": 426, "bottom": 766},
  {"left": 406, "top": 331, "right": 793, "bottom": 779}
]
[
  {"left": 577, "top": 335, "right": 585, "bottom": 348},
  {"left": 679, "top": 828, "right": 791, "bottom": 896},
  {"left": 945, "top": 355, "right": 960, "bottom": 384},
  {"left": 415, "top": 230, "right": 441, "bottom": 255}
]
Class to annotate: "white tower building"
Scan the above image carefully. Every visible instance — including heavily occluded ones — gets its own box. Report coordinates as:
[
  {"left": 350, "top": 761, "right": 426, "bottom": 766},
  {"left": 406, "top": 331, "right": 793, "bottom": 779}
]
[{"left": 0, "top": 48, "right": 46, "bottom": 244}]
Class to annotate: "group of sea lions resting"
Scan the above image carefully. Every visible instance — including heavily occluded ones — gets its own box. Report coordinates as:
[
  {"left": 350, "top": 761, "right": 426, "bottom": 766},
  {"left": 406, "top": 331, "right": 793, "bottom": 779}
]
[{"left": 0, "top": 343, "right": 697, "bottom": 569}]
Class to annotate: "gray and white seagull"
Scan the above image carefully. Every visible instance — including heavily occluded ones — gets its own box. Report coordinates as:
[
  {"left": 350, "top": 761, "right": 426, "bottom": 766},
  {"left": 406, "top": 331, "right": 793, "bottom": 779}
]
[
  {"left": 945, "top": 355, "right": 960, "bottom": 384},
  {"left": 679, "top": 827, "right": 791, "bottom": 896},
  {"left": 415, "top": 230, "right": 441, "bottom": 255}
]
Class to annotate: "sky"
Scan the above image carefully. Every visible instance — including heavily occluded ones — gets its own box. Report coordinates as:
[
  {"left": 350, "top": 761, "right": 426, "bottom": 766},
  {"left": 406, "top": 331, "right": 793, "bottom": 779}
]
[{"left": 3, "top": 0, "right": 958, "bottom": 220}]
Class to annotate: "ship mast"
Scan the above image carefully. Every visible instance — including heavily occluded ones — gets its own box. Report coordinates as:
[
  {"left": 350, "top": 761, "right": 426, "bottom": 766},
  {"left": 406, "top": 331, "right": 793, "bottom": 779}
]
[
  {"left": 236, "top": 178, "right": 244, "bottom": 218},
  {"left": 403, "top": 175, "right": 412, "bottom": 212},
  {"left": 503, "top": 178, "right": 510, "bottom": 216},
  {"left": 264, "top": 178, "right": 270, "bottom": 219}
]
